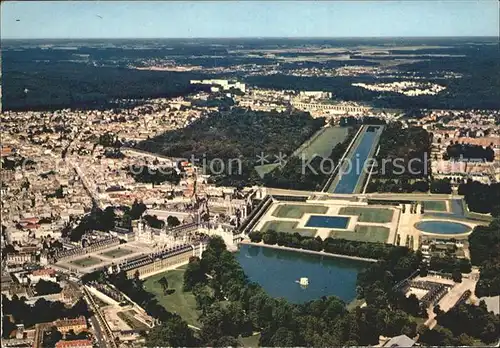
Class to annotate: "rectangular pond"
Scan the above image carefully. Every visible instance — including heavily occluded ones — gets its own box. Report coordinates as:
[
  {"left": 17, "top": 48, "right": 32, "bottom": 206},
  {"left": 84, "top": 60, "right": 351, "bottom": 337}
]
[
  {"left": 305, "top": 215, "right": 350, "bottom": 229},
  {"left": 236, "top": 245, "right": 369, "bottom": 304},
  {"left": 332, "top": 126, "right": 381, "bottom": 194}
]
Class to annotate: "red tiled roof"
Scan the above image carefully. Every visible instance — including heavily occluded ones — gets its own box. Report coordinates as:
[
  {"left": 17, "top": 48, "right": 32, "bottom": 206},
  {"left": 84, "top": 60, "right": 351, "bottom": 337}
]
[
  {"left": 54, "top": 316, "right": 86, "bottom": 329},
  {"left": 32, "top": 268, "right": 55, "bottom": 276},
  {"left": 55, "top": 339, "right": 93, "bottom": 348},
  {"left": 1, "top": 147, "right": 12, "bottom": 157},
  {"left": 21, "top": 217, "right": 39, "bottom": 224}
]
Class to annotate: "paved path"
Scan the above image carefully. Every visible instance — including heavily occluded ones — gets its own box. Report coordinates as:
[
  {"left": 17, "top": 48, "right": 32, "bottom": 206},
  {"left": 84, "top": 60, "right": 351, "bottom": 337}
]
[
  {"left": 239, "top": 240, "right": 378, "bottom": 262},
  {"left": 396, "top": 204, "right": 422, "bottom": 250},
  {"left": 422, "top": 270, "right": 480, "bottom": 329}
]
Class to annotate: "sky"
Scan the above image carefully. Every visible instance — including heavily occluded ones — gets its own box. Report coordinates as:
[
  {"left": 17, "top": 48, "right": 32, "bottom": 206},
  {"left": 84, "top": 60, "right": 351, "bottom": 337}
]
[{"left": 1, "top": 1, "right": 498, "bottom": 39}]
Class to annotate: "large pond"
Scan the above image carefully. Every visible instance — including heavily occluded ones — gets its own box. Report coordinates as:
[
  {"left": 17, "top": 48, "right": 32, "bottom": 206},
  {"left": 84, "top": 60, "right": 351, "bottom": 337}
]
[
  {"left": 305, "top": 215, "right": 350, "bottom": 229},
  {"left": 236, "top": 245, "right": 368, "bottom": 304},
  {"left": 415, "top": 220, "right": 471, "bottom": 235}
]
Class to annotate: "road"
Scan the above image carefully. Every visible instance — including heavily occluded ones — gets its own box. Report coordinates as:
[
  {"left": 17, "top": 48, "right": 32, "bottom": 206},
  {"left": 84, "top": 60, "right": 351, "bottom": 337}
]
[
  {"left": 70, "top": 159, "right": 103, "bottom": 209},
  {"left": 90, "top": 315, "right": 107, "bottom": 348},
  {"left": 82, "top": 286, "right": 118, "bottom": 348},
  {"left": 240, "top": 240, "right": 378, "bottom": 262}
]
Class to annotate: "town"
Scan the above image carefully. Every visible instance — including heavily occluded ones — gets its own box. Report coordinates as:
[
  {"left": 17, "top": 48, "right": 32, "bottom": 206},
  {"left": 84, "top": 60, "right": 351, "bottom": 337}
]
[
  {"left": 2, "top": 77, "right": 500, "bottom": 347},
  {"left": 1, "top": 1, "right": 500, "bottom": 347}
]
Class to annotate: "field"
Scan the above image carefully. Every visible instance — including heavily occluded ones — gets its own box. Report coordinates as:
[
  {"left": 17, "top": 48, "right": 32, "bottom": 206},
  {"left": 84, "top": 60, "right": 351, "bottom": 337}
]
[
  {"left": 239, "top": 333, "right": 261, "bottom": 347},
  {"left": 338, "top": 207, "right": 394, "bottom": 223},
  {"left": 260, "top": 220, "right": 317, "bottom": 237},
  {"left": 291, "top": 127, "right": 349, "bottom": 160},
  {"left": 143, "top": 266, "right": 200, "bottom": 326},
  {"left": 423, "top": 201, "right": 448, "bottom": 212},
  {"left": 272, "top": 204, "right": 328, "bottom": 219},
  {"left": 70, "top": 256, "right": 103, "bottom": 267},
  {"left": 100, "top": 247, "right": 134, "bottom": 259},
  {"left": 330, "top": 225, "right": 389, "bottom": 243},
  {"left": 254, "top": 163, "right": 281, "bottom": 177}
]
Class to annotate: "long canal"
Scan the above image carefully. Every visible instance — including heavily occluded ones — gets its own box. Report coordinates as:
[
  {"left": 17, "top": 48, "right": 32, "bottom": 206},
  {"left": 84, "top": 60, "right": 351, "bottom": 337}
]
[{"left": 326, "top": 125, "right": 383, "bottom": 194}]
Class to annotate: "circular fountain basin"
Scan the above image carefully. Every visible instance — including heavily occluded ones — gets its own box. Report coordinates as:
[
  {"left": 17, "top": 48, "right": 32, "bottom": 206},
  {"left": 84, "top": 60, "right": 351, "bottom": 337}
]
[{"left": 415, "top": 220, "right": 471, "bottom": 235}]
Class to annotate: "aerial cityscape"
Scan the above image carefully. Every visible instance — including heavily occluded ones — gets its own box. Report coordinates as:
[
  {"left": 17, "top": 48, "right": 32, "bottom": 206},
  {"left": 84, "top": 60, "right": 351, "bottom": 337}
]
[{"left": 1, "top": 1, "right": 499, "bottom": 347}]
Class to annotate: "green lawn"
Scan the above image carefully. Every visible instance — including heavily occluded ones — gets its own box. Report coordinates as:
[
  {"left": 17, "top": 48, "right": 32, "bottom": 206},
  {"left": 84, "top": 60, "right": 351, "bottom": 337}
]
[
  {"left": 240, "top": 333, "right": 261, "bottom": 347},
  {"left": 70, "top": 256, "right": 103, "bottom": 267},
  {"left": 330, "top": 225, "right": 389, "bottom": 243},
  {"left": 254, "top": 163, "right": 281, "bottom": 177},
  {"left": 260, "top": 220, "right": 317, "bottom": 237},
  {"left": 143, "top": 266, "right": 200, "bottom": 326},
  {"left": 338, "top": 207, "right": 394, "bottom": 223},
  {"left": 272, "top": 204, "right": 328, "bottom": 219},
  {"left": 423, "top": 201, "right": 448, "bottom": 212},
  {"left": 100, "top": 247, "right": 134, "bottom": 259},
  {"left": 346, "top": 298, "right": 366, "bottom": 311},
  {"left": 292, "top": 127, "right": 349, "bottom": 160}
]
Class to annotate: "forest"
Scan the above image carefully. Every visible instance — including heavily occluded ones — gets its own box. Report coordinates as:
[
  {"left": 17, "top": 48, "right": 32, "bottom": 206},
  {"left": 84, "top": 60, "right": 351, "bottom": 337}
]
[
  {"left": 372, "top": 122, "right": 431, "bottom": 180},
  {"left": 468, "top": 218, "right": 500, "bottom": 298},
  {"left": 2, "top": 60, "right": 208, "bottom": 111},
  {"left": 2, "top": 296, "right": 91, "bottom": 334},
  {"left": 248, "top": 230, "right": 397, "bottom": 260},
  {"left": 261, "top": 127, "right": 358, "bottom": 191},
  {"left": 419, "top": 302, "right": 499, "bottom": 346},
  {"left": 127, "top": 165, "right": 181, "bottom": 185},
  {"left": 444, "top": 143, "right": 495, "bottom": 162},
  {"left": 458, "top": 181, "right": 500, "bottom": 215},
  {"left": 365, "top": 122, "right": 432, "bottom": 193},
  {"left": 244, "top": 44, "right": 500, "bottom": 110},
  {"left": 137, "top": 108, "right": 325, "bottom": 186}
]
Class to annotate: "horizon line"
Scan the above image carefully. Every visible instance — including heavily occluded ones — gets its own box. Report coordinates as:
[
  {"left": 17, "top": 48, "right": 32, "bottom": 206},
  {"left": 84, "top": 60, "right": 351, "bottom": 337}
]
[{"left": 2, "top": 35, "right": 499, "bottom": 41}]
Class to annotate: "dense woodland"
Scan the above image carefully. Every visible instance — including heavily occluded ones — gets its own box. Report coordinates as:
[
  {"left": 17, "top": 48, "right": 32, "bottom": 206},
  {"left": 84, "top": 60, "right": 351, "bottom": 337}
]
[
  {"left": 419, "top": 302, "right": 500, "bottom": 346},
  {"left": 373, "top": 122, "right": 432, "bottom": 180},
  {"left": 2, "top": 296, "right": 90, "bottom": 334},
  {"left": 4, "top": 38, "right": 500, "bottom": 111},
  {"left": 137, "top": 108, "right": 325, "bottom": 186},
  {"left": 64, "top": 200, "right": 147, "bottom": 241},
  {"left": 365, "top": 122, "right": 432, "bottom": 193},
  {"left": 428, "top": 256, "right": 471, "bottom": 276},
  {"left": 459, "top": 181, "right": 500, "bottom": 215},
  {"left": 244, "top": 43, "right": 500, "bottom": 110},
  {"left": 468, "top": 218, "right": 500, "bottom": 297},
  {"left": 127, "top": 165, "right": 181, "bottom": 185},
  {"left": 138, "top": 108, "right": 323, "bottom": 161},
  {"left": 261, "top": 127, "right": 358, "bottom": 191},
  {"left": 248, "top": 230, "right": 396, "bottom": 260},
  {"left": 34, "top": 279, "right": 62, "bottom": 296},
  {"left": 444, "top": 143, "right": 495, "bottom": 162},
  {"left": 2, "top": 59, "right": 209, "bottom": 111}
]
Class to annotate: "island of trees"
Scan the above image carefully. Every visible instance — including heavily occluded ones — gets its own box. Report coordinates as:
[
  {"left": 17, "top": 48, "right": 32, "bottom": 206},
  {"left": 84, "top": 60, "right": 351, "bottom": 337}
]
[
  {"left": 459, "top": 181, "right": 500, "bottom": 216},
  {"left": 444, "top": 142, "right": 495, "bottom": 162},
  {"left": 365, "top": 122, "right": 432, "bottom": 193},
  {"left": 136, "top": 108, "right": 325, "bottom": 186}
]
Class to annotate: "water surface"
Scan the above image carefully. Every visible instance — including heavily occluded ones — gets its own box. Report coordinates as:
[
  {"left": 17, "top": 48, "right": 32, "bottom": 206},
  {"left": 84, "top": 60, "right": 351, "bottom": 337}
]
[
  {"left": 333, "top": 127, "right": 380, "bottom": 194},
  {"left": 415, "top": 220, "right": 471, "bottom": 234},
  {"left": 236, "top": 245, "right": 368, "bottom": 304},
  {"left": 305, "top": 215, "right": 350, "bottom": 229}
]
